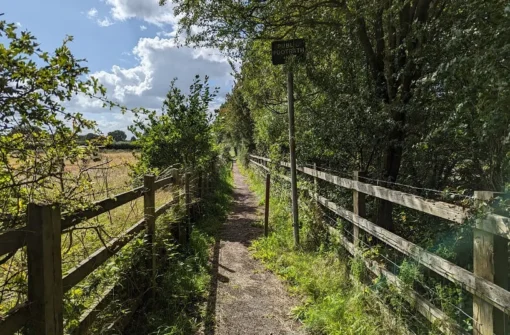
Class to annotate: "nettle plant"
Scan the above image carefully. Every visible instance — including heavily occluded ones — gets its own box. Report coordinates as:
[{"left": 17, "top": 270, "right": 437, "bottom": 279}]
[{"left": 0, "top": 20, "right": 109, "bottom": 230}]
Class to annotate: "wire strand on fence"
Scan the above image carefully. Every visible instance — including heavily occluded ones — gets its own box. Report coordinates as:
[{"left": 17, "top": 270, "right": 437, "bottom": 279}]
[
  {"left": 321, "top": 212, "right": 475, "bottom": 324},
  {"left": 305, "top": 161, "right": 472, "bottom": 200},
  {"left": 250, "top": 158, "right": 478, "bottom": 331},
  {"left": 251, "top": 156, "right": 472, "bottom": 200}
]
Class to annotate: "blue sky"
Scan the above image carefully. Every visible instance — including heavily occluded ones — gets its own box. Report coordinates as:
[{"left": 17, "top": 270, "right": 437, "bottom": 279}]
[{"left": 2, "top": 0, "right": 233, "bottom": 134}]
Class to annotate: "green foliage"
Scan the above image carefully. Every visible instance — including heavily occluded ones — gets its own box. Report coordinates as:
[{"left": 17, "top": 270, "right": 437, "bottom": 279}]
[
  {"left": 130, "top": 75, "right": 217, "bottom": 172},
  {"left": 169, "top": 0, "right": 510, "bottom": 234},
  {"left": 103, "top": 142, "right": 140, "bottom": 150},
  {"left": 123, "top": 166, "right": 233, "bottom": 335},
  {"left": 213, "top": 82, "right": 255, "bottom": 162},
  {"left": 350, "top": 256, "right": 366, "bottom": 283},
  {"left": 107, "top": 129, "right": 127, "bottom": 142},
  {"left": 243, "top": 167, "right": 408, "bottom": 335},
  {"left": 398, "top": 261, "right": 422, "bottom": 289},
  {"left": 0, "top": 20, "right": 109, "bottom": 228}
]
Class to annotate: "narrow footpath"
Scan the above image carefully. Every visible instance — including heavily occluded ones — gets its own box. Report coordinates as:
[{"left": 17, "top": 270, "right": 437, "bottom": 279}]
[{"left": 205, "top": 164, "right": 303, "bottom": 335}]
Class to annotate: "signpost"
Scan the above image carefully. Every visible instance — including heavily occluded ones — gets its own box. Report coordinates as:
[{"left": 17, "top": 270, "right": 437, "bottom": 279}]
[
  {"left": 271, "top": 39, "right": 305, "bottom": 246},
  {"left": 271, "top": 39, "right": 306, "bottom": 65}
]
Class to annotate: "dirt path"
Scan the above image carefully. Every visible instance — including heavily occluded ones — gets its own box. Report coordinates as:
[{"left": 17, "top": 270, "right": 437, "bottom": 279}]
[{"left": 204, "top": 164, "right": 304, "bottom": 335}]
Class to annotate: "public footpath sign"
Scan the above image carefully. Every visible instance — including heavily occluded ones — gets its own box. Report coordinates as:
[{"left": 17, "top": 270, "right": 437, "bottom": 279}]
[
  {"left": 270, "top": 38, "right": 305, "bottom": 245},
  {"left": 271, "top": 39, "right": 306, "bottom": 65}
]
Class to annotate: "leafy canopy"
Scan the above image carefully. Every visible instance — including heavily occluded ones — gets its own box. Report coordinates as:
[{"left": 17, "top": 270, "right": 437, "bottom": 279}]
[
  {"left": 130, "top": 75, "right": 218, "bottom": 172},
  {"left": 108, "top": 130, "right": 128, "bottom": 142},
  {"left": 0, "top": 20, "right": 109, "bottom": 228}
]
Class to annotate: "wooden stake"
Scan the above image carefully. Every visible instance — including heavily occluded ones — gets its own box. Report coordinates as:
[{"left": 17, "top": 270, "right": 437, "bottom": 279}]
[
  {"left": 264, "top": 173, "right": 271, "bottom": 237},
  {"left": 473, "top": 191, "right": 494, "bottom": 335},
  {"left": 494, "top": 231, "right": 508, "bottom": 335},
  {"left": 313, "top": 163, "right": 318, "bottom": 203},
  {"left": 144, "top": 175, "right": 156, "bottom": 295},
  {"left": 27, "top": 204, "right": 63, "bottom": 335},
  {"left": 353, "top": 171, "right": 366, "bottom": 251},
  {"left": 287, "top": 70, "right": 299, "bottom": 246}
]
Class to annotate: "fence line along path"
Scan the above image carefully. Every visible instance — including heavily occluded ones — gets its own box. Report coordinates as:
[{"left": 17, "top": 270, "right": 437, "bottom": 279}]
[
  {"left": 1, "top": 168, "right": 211, "bottom": 335},
  {"left": 250, "top": 154, "right": 510, "bottom": 335}
]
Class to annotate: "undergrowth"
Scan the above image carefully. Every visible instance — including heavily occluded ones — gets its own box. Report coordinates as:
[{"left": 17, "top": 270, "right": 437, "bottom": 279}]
[
  {"left": 122, "top": 167, "right": 233, "bottom": 335},
  {"left": 240, "top": 165, "right": 409, "bottom": 335}
]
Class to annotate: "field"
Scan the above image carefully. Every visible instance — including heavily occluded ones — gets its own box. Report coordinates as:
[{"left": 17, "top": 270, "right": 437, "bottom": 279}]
[{"left": 0, "top": 150, "right": 175, "bottom": 327}]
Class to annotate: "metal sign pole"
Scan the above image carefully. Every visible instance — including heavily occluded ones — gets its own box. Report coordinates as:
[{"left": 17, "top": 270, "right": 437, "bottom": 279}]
[{"left": 287, "top": 69, "right": 300, "bottom": 246}]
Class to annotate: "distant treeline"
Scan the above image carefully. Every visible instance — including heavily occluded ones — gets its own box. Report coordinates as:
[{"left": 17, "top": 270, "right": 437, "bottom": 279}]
[
  {"left": 78, "top": 131, "right": 139, "bottom": 150},
  {"left": 76, "top": 140, "right": 140, "bottom": 150}
]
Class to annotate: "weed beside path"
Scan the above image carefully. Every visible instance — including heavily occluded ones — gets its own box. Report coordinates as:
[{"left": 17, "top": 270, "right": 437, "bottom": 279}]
[
  {"left": 242, "top": 165, "right": 410, "bottom": 335},
  {"left": 123, "top": 167, "right": 233, "bottom": 335}
]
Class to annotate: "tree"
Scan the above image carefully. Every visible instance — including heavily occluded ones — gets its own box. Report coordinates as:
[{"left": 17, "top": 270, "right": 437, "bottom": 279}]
[
  {"left": 108, "top": 130, "right": 127, "bottom": 142},
  {"left": 215, "top": 82, "right": 255, "bottom": 159},
  {"left": 166, "top": 0, "right": 510, "bottom": 231},
  {"left": 130, "top": 136, "right": 136, "bottom": 142},
  {"left": 85, "top": 133, "right": 100, "bottom": 141},
  {"left": 130, "top": 75, "right": 217, "bottom": 171},
  {"left": 0, "top": 20, "right": 108, "bottom": 229}
]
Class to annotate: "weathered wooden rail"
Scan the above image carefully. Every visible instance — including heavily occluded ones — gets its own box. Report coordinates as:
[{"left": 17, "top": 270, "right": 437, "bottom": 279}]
[
  {"left": 250, "top": 155, "right": 509, "bottom": 335},
  {"left": 0, "top": 169, "right": 210, "bottom": 335}
]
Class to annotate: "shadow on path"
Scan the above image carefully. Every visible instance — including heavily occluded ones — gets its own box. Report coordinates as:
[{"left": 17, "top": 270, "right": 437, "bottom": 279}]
[
  {"left": 203, "top": 164, "right": 302, "bottom": 335},
  {"left": 204, "top": 164, "right": 263, "bottom": 334}
]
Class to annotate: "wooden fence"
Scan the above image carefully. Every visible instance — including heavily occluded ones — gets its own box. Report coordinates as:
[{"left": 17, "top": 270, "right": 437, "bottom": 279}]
[
  {"left": 0, "top": 169, "right": 211, "bottom": 335},
  {"left": 249, "top": 154, "right": 510, "bottom": 335}
]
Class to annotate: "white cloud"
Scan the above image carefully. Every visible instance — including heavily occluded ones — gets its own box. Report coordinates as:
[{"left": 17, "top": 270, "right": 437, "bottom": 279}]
[
  {"left": 85, "top": 8, "right": 115, "bottom": 27},
  {"left": 70, "top": 36, "right": 233, "bottom": 133},
  {"left": 105, "top": 0, "right": 176, "bottom": 26},
  {"left": 87, "top": 8, "right": 98, "bottom": 18},
  {"left": 15, "top": 22, "right": 22, "bottom": 27},
  {"left": 74, "top": 0, "right": 231, "bottom": 133},
  {"left": 97, "top": 17, "right": 115, "bottom": 27}
]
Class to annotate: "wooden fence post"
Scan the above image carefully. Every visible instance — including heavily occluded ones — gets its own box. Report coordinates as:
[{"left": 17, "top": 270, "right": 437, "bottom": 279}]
[
  {"left": 185, "top": 172, "right": 191, "bottom": 243},
  {"left": 494, "top": 226, "right": 508, "bottom": 335},
  {"left": 27, "top": 203, "right": 63, "bottom": 335},
  {"left": 473, "top": 191, "right": 494, "bottom": 335},
  {"left": 313, "top": 163, "right": 318, "bottom": 199},
  {"left": 264, "top": 173, "right": 271, "bottom": 237},
  {"left": 171, "top": 168, "right": 180, "bottom": 186},
  {"left": 144, "top": 175, "right": 156, "bottom": 295},
  {"left": 353, "top": 171, "right": 366, "bottom": 251},
  {"left": 473, "top": 191, "right": 508, "bottom": 335}
]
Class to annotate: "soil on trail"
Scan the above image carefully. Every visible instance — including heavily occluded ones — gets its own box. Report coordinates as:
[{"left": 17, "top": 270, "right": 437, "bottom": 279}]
[{"left": 204, "top": 164, "right": 304, "bottom": 335}]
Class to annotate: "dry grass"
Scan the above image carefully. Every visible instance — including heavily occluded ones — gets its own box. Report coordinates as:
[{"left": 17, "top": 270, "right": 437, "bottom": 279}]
[
  {"left": 1, "top": 150, "right": 177, "bottom": 320},
  {"left": 65, "top": 150, "right": 138, "bottom": 198}
]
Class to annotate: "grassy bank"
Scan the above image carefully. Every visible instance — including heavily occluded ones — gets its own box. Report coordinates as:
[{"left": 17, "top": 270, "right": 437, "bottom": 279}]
[
  {"left": 123, "top": 166, "right": 233, "bottom": 335},
  {"left": 240, "top": 165, "right": 408, "bottom": 335}
]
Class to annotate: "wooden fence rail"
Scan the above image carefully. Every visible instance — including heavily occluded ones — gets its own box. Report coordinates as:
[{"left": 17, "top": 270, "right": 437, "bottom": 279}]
[
  {"left": 0, "top": 168, "right": 209, "bottom": 335},
  {"left": 249, "top": 155, "right": 510, "bottom": 335}
]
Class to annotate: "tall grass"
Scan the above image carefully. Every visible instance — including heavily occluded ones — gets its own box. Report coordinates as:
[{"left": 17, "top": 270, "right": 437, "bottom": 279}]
[
  {"left": 240, "top": 165, "right": 409, "bottom": 335},
  {"left": 123, "top": 166, "right": 233, "bottom": 335}
]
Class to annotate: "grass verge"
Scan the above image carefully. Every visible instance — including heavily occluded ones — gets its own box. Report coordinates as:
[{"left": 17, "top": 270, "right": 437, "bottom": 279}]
[
  {"left": 123, "top": 167, "right": 233, "bottom": 335},
  {"left": 240, "top": 164, "right": 409, "bottom": 335}
]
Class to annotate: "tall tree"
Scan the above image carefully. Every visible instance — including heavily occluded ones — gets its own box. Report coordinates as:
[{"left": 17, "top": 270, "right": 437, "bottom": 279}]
[
  {"left": 216, "top": 82, "right": 255, "bottom": 157},
  {"left": 108, "top": 130, "right": 127, "bottom": 142},
  {"left": 130, "top": 75, "right": 217, "bottom": 171},
  {"left": 165, "top": 0, "right": 510, "bottom": 231}
]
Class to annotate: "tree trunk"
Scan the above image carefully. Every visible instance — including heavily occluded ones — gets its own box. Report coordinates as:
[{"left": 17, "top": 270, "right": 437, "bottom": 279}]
[{"left": 376, "top": 109, "right": 405, "bottom": 232}]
